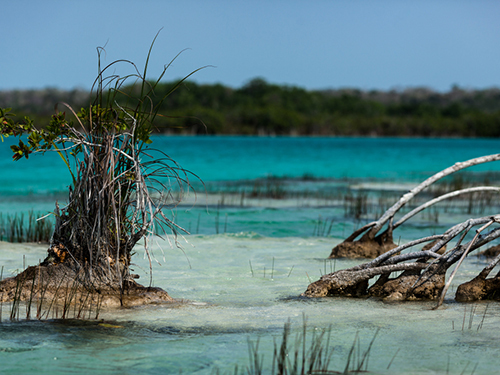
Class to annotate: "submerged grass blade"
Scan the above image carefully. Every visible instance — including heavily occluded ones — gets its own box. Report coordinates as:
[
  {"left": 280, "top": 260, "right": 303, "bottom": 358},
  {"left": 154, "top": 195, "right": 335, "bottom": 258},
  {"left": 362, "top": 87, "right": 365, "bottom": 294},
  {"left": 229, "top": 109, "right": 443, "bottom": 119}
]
[{"left": 243, "top": 319, "right": 379, "bottom": 374}]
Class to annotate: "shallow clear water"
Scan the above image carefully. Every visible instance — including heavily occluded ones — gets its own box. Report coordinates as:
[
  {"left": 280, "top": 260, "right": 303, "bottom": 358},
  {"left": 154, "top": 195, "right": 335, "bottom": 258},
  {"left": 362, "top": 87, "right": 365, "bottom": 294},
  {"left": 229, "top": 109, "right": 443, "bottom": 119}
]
[{"left": 1, "top": 136, "right": 500, "bottom": 374}]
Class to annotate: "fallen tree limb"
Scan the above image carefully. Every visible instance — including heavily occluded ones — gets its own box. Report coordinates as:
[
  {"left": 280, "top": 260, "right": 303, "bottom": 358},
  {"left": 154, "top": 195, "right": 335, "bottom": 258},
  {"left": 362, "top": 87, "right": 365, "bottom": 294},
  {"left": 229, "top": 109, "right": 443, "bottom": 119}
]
[
  {"left": 306, "top": 155, "right": 500, "bottom": 306},
  {"left": 365, "top": 154, "right": 500, "bottom": 239},
  {"left": 435, "top": 218, "right": 499, "bottom": 308},
  {"left": 392, "top": 187, "right": 500, "bottom": 231}
]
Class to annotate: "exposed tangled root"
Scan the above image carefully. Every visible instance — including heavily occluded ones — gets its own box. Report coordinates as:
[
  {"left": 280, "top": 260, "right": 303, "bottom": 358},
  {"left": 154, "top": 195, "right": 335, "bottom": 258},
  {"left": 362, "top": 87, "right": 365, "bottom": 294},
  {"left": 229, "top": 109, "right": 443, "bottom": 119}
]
[
  {"left": 302, "top": 267, "right": 445, "bottom": 302},
  {"left": 0, "top": 263, "right": 174, "bottom": 313},
  {"left": 369, "top": 271, "right": 445, "bottom": 301}
]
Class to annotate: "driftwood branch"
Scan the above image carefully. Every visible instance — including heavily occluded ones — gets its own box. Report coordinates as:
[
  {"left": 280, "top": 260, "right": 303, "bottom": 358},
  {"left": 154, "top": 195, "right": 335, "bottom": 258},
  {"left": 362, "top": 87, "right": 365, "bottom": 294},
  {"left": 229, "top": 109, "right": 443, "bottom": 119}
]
[
  {"left": 364, "top": 154, "right": 500, "bottom": 240},
  {"left": 306, "top": 155, "right": 500, "bottom": 305},
  {"left": 435, "top": 218, "right": 498, "bottom": 308},
  {"left": 392, "top": 187, "right": 500, "bottom": 230}
]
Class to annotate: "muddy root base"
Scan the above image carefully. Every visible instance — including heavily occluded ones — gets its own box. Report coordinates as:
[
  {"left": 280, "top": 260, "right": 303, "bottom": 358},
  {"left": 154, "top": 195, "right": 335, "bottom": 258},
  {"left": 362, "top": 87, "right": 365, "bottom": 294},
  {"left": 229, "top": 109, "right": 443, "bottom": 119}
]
[
  {"left": 329, "top": 238, "right": 397, "bottom": 259},
  {"left": 0, "top": 264, "right": 174, "bottom": 313},
  {"left": 455, "top": 274, "right": 500, "bottom": 302},
  {"left": 368, "top": 271, "right": 445, "bottom": 301},
  {"left": 476, "top": 245, "right": 500, "bottom": 258},
  {"left": 302, "top": 277, "right": 369, "bottom": 298},
  {"left": 302, "top": 270, "right": 445, "bottom": 301}
]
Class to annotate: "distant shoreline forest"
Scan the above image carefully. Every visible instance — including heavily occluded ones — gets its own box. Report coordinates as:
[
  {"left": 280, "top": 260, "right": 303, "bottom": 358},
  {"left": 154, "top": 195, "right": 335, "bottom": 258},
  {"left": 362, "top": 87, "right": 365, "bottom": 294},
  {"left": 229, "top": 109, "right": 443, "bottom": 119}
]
[{"left": 1, "top": 78, "right": 500, "bottom": 137}]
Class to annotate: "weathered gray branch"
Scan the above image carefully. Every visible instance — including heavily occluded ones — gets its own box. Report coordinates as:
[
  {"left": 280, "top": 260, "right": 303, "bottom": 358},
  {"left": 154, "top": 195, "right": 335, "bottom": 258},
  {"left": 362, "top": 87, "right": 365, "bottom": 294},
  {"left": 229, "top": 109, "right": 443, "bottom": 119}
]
[
  {"left": 365, "top": 154, "right": 500, "bottom": 239},
  {"left": 436, "top": 219, "right": 497, "bottom": 308},
  {"left": 409, "top": 221, "right": 500, "bottom": 298},
  {"left": 345, "top": 221, "right": 377, "bottom": 242},
  {"left": 307, "top": 154, "right": 500, "bottom": 303},
  {"left": 321, "top": 262, "right": 429, "bottom": 285},
  {"left": 349, "top": 234, "right": 444, "bottom": 271},
  {"left": 392, "top": 187, "right": 500, "bottom": 230}
]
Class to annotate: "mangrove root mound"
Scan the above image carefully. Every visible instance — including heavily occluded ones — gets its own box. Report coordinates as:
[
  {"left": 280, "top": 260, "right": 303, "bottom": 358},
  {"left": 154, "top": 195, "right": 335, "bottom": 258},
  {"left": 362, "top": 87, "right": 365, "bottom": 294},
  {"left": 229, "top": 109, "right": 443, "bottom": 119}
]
[
  {"left": 0, "top": 264, "right": 174, "bottom": 310},
  {"left": 310, "top": 154, "right": 500, "bottom": 306},
  {"left": 477, "top": 244, "right": 500, "bottom": 258},
  {"left": 455, "top": 274, "right": 500, "bottom": 302},
  {"left": 369, "top": 271, "right": 445, "bottom": 301},
  {"left": 329, "top": 234, "right": 397, "bottom": 259},
  {"left": 302, "top": 268, "right": 445, "bottom": 301},
  {"left": 302, "top": 273, "right": 369, "bottom": 298}
]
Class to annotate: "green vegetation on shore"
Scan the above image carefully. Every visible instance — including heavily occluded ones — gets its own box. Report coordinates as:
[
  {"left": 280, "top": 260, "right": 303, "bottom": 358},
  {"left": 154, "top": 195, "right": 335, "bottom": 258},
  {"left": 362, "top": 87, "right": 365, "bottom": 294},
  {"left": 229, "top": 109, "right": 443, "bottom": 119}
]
[{"left": 1, "top": 79, "right": 500, "bottom": 136}]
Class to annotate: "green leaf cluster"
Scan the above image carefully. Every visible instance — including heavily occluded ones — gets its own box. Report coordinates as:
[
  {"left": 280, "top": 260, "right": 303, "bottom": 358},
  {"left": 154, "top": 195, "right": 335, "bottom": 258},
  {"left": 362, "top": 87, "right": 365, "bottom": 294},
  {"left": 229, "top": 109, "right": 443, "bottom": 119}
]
[
  {"left": 118, "top": 79, "right": 500, "bottom": 137},
  {"left": 3, "top": 78, "right": 500, "bottom": 137}
]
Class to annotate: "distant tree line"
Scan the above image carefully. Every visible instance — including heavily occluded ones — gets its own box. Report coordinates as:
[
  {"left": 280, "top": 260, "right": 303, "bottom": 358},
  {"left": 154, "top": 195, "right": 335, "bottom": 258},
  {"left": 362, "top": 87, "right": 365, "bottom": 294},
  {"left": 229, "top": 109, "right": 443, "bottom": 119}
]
[{"left": 1, "top": 79, "right": 500, "bottom": 137}]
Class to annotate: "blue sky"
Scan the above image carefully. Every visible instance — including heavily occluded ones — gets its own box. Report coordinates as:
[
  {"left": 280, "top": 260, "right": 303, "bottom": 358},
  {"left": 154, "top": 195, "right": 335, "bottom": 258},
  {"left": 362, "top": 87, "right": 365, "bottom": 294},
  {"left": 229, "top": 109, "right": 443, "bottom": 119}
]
[{"left": 1, "top": 1, "right": 499, "bottom": 92}]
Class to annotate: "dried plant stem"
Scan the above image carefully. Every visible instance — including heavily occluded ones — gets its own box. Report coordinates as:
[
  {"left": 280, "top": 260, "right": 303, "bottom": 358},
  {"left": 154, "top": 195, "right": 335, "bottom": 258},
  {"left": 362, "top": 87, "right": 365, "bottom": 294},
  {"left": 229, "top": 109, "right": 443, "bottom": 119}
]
[{"left": 435, "top": 218, "right": 498, "bottom": 308}]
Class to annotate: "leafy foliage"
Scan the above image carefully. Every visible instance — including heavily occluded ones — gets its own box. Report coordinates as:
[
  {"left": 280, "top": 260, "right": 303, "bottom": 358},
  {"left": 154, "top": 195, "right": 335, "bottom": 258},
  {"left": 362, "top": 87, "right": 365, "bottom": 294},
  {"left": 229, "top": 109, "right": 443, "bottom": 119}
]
[{"left": 3, "top": 80, "right": 500, "bottom": 136}]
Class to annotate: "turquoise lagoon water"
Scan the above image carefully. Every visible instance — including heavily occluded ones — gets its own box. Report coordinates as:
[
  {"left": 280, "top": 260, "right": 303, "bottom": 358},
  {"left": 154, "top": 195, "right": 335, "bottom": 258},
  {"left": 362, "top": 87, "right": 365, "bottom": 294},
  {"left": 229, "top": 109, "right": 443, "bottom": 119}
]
[{"left": 1, "top": 136, "right": 500, "bottom": 374}]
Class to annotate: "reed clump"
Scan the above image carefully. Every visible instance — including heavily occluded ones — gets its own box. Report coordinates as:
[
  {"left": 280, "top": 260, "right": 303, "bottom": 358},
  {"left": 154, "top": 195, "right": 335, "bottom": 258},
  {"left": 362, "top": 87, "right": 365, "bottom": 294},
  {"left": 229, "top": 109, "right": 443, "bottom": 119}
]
[
  {"left": 2, "top": 264, "right": 103, "bottom": 321},
  {"left": 204, "top": 173, "right": 499, "bottom": 222},
  {"left": 243, "top": 318, "right": 379, "bottom": 375},
  {"left": 0, "top": 211, "right": 52, "bottom": 243}
]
